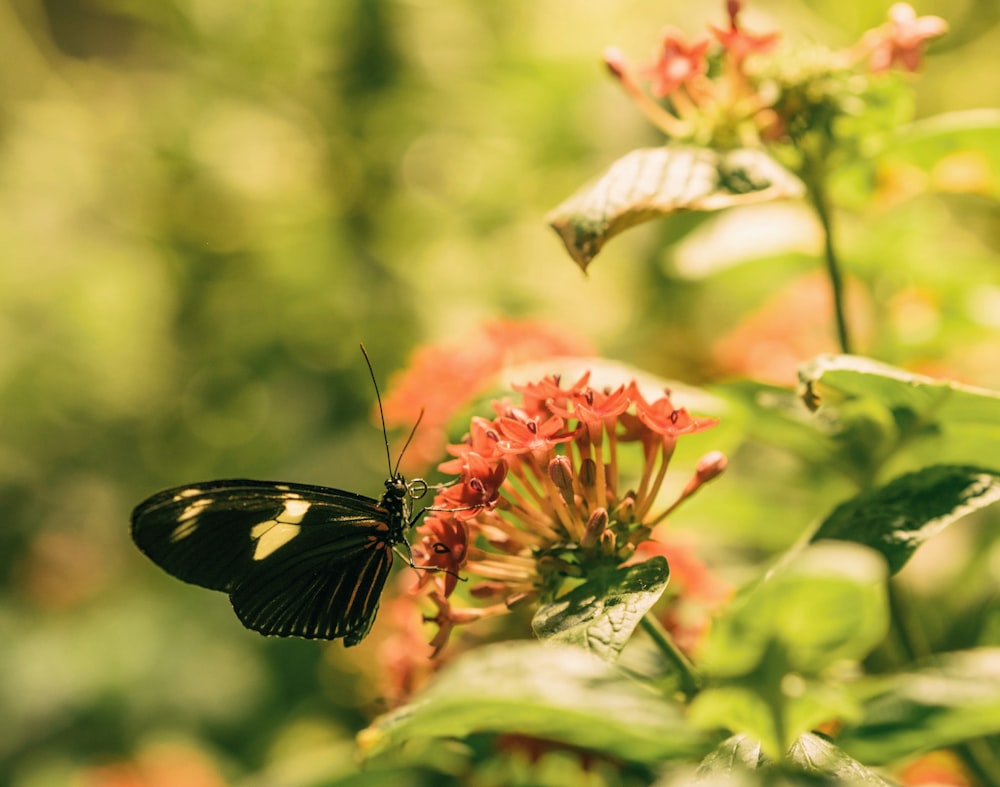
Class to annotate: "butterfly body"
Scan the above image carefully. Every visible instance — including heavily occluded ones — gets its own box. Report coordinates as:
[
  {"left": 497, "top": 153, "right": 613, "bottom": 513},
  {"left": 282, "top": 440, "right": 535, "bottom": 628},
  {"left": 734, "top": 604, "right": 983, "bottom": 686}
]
[{"left": 131, "top": 476, "right": 413, "bottom": 645}]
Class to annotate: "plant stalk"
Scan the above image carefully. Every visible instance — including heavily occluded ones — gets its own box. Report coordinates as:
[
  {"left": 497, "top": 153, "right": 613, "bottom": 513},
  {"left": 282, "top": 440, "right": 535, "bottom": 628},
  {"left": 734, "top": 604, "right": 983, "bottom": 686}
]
[
  {"left": 804, "top": 159, "right": 852, "bottom": 355},
  {"left": 640, "top": 613, "right": 701, "bottom": 700}
]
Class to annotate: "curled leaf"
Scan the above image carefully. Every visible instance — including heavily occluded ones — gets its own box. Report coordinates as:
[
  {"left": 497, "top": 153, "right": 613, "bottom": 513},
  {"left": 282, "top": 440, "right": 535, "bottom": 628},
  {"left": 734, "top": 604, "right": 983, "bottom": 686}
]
[{"left": 548, "top": 146, "right": 803, "bottom": 271}]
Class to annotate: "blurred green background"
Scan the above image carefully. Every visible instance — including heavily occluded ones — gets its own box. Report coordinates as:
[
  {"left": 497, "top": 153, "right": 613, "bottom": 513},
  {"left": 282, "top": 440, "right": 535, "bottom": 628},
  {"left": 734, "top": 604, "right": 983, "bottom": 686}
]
[{"left": 1, "top": 0, "right": 998, "bottom": 784}]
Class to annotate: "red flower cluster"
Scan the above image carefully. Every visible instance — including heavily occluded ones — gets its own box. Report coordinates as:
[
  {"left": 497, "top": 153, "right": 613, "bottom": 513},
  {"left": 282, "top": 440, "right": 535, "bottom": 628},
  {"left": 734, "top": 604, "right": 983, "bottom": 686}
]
[
  {"left": 408, "top": 372, "right": 724, "bottom": 655},
  {"left": 603, "top": 1, "right": 946, "bottom": 145}
]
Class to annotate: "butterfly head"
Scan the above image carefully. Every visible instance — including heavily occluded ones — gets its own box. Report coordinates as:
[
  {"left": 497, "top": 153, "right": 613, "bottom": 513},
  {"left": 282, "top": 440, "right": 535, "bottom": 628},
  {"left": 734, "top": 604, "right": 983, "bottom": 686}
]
[{"left": 383, "top": 474, "right": 429, "bottom": 505}]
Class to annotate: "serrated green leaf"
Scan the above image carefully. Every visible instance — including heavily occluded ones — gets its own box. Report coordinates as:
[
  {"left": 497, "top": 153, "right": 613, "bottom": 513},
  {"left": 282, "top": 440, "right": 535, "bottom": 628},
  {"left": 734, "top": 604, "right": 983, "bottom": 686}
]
[
  {"left": 532, "top": 558, "right": 670, "bottom": 661},
  {"left": 358, "top": 641, "right": 717, "bottom": 764},
  {"left": 548, "top": 146, "right": 803, "bottom": 271},
  {"left": 797, "top": 354, "right": 1000, "bottom": 477},
  {"left": 839, "top": 648, "right": 1000, "bottom": 765},
  {"left": 810, "top": 465, "right": 1000, "bottom": 574}
]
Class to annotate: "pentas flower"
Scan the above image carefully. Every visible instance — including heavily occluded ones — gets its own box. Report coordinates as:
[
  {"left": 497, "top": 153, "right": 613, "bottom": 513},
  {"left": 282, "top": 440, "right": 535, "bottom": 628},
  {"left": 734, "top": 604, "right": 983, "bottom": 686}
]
[{"left": 409, "top": 372, "right": 724, "bottom": 655}]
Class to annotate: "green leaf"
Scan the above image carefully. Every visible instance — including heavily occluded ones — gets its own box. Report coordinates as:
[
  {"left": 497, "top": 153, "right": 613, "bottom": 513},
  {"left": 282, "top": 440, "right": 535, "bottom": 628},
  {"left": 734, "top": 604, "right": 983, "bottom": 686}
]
[
  {"left": 358, "top": 641, "right": 717, "bottom": 765},
  {"left": 876, "top": 109, "right": 1000, "bottom": 201},
  {"left": 690, "top": 543, "right": 888, "bottom": 760},
  {"left": 839, "top": 648, "right": 1000, "bottom": 765},
  {"left": 785, "top": 733, "right": 896, "bottom": 785},
  {"left": 532, "top": 558, "right": 670, "bottom": 661},
  {"left": 810, "top": 465, "right": 1000, "bottom": 575},
  {"left": 695, "top": 734, "right": 764, "bottom": 775},
  {"left": 797, "top": 354, "right": 1000, "bottom": 478},
  {"left": 547, "top": 146, "right": 804, "bottom": 271},
  {"left": 677, "top": 733, "right": 894, "bottom": 785},
  {"left": 700, "top": 542, "right": 889, "bottom": 678}
]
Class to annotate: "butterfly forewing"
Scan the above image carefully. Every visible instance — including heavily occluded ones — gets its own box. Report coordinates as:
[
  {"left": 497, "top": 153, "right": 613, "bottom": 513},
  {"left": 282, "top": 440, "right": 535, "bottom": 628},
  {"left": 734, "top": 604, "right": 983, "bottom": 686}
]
[{"left": 130, "top": 478, "right": 408, "bottom": 642}]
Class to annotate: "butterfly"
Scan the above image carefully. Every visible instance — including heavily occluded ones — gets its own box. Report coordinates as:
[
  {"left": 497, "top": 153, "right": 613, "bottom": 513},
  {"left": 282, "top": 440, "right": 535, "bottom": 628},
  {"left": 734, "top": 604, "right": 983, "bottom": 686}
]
[{"left": 130, "top": 346, "right": 429, "bottom": 646}]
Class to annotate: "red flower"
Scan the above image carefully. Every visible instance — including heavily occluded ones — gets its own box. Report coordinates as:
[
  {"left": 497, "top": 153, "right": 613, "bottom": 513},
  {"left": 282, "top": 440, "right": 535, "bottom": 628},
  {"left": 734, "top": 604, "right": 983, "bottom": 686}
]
[
  {"left": 709, "top": 0, "right": 780, "bottom": 64},
  {"left": 438, "top": 452, "right": 508, "bottom": 519},
  {"left": 512, "top": 372, "right": 591, "bottom": 417},
  {"left": 494, "top": 413, "right": 575, "bottom": 458},
  {"left": 865, "top": 3, "right": 947, "bottom": 73},
  {"left": 640, "top": 27, "right": 711, "bottom": 97},
  {"left": 439, "top": 416, "right": 503, "bottom": 473},
  {"left": 551, "top": 383, "right": 631, "bottom": 442},
  {"left": 413, "top": 514, "right": 468, "bottom": 595},
  {"left": 630, "top": 382, "right": 719, "bottom": 441}
]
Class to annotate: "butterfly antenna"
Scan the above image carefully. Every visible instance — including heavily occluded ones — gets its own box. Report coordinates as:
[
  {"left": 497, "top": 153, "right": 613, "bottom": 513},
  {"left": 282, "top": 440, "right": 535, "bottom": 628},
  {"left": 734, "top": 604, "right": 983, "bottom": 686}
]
[
  {"left": 360, "top": 343, "right": 394, "bottom": 478},
  {"left": 394, "top": 408, "right": 425, "bottom": 477}
]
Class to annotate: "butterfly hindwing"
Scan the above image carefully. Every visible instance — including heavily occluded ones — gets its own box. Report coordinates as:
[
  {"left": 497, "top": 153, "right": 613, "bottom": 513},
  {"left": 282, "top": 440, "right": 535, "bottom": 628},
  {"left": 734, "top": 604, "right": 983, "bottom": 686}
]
[
  {"left": 130, "top": 478, "right": 407, "bottom": 642},
  {"left": 230, "top": 526, "right": 394, "bottom": 640}
]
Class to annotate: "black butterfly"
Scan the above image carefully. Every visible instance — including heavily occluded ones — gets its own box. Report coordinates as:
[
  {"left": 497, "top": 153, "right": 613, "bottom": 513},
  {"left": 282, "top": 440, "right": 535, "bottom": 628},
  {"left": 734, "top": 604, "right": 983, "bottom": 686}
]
[{"left": 130, "top": 347, "right": 428, "bottom": 646}]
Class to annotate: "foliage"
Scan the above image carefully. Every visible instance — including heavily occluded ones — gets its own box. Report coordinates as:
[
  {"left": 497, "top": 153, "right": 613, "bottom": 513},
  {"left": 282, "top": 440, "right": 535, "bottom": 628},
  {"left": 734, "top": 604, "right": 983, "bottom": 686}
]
[{"left": 2, "top": 1, "right": 999, "bottom": 786}]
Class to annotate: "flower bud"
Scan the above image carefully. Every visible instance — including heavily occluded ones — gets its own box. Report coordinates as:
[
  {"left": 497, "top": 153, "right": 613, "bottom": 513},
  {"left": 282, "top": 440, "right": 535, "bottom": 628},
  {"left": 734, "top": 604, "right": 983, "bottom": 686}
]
[
  {"left": 581, "top": 507, "right": 609, "bottom": 548},
  {"left": 695, "top": 451, "right": 728, "bottom": 484},
  {"left": 548, "top": 455, "right": 575, "bottom": 503}
]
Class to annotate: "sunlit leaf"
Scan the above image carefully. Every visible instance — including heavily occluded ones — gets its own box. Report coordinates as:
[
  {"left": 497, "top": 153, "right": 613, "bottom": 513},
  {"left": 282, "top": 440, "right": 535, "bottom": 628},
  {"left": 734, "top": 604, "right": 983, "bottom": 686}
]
[
  {"left": 358, "top": 641, "right": 717, "bottom": 764},
  {"left": 700, "top": 542, "right": 889, "bottom": 678},
  {"left": 797, "top": 354, "right": 1000, "bottom": 479},
  {"left": 695, "top": 734, "right": 764, "bottom": 775},
  {"left": 676, "top": 733, "right": 894, "bottom": 785},
  {"left": 786, "top": 733, "right": 895, "bottom": 785},
  {"left": 810, "top": 465, "right": 1000, "bottom": 574},
  {"left": 839, "top": 648, "right": 1000, "bottom": 764},
  {"left": 547, "top": 146, "right": 804, "bottom": 271},
  {"left": 876, "top": 109, "right": 1000, "bottom": 200},
  {"left": 532, "top": 558, "right": 669, "bottom": 661},
  {"left": 690, "top": 543, "right": 888, "bottom": 759}
]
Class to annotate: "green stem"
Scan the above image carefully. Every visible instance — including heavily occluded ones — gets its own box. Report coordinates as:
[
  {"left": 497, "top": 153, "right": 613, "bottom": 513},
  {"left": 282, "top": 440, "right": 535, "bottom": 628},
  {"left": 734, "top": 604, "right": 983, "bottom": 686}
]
[
  {"left": 804, "top": 160, "right": 852, "bottom": 355},
  {"left": 640, "top": 613, "right": 700, "bottom": 700},
  {"left": 956, "top": 739, "right": 1000, "bottom": 787}
]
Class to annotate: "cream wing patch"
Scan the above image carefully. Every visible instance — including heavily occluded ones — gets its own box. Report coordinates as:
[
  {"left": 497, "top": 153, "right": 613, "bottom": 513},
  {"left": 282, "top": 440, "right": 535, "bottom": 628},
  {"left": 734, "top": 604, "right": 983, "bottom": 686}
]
[{"left": 251, "top": 497, "right": 311, "bottom": 560}]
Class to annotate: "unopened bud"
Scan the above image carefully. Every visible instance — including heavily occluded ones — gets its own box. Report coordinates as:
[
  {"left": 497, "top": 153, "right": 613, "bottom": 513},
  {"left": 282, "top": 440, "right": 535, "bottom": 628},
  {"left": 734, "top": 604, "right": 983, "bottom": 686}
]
[
  {"left": 617, "top": 494, "right": 636, "bottom": 524},
  {"left": 677, "top": 451, "right": 728, "bottom": 501},
  {"left": 548, "top": 455, "right": 574, "bottom": 492},
  {"left": 695, "top": 451, "right": 728, "bottom": 484},
  {"left": 579, "top": 457, "right": 597, "bottom": 488},
  {"left": 581, "top": 507, "right": 609, "bottom": 548}
]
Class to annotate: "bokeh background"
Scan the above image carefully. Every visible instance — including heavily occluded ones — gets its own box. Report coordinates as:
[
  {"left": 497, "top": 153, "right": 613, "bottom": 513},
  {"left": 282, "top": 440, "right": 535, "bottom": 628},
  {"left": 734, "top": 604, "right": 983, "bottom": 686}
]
[{"left": 2, "top": 0, "right": 998, "bottom": 784}]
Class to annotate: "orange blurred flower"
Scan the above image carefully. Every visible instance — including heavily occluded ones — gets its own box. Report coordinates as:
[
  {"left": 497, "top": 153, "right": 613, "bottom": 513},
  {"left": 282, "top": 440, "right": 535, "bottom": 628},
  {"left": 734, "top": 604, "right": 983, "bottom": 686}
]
[
  {"left": 896, "top": 750, "right": 973, "bottom": 786},
  {"left": 712, "top": 272, "right": 870, "bottom": 385},
  {"left": 380, "top": 319, "right": 592, "bottom": 473}
]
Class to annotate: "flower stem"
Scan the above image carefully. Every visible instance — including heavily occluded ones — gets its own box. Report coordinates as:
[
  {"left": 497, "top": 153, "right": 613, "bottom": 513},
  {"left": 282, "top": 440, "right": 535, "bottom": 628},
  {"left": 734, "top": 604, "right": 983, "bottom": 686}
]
[
  {"left": 804, "top": 157, "right": 852, "bottom": 354},
  {"left": 640, "top": 613, "right": 700, "bottom": 700}
]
